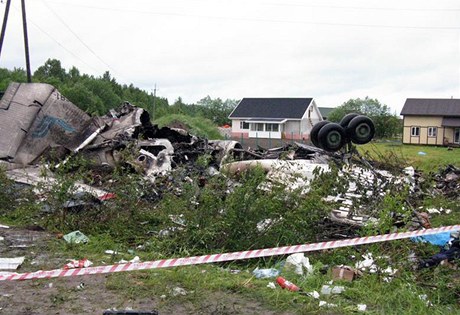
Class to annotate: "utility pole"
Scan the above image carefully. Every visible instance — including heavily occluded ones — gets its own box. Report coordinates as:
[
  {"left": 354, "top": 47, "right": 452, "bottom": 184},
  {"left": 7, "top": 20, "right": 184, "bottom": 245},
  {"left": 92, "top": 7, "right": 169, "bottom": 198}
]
[
  {"left": 152, "top": 83, "right": 157, "bottom": 121},
  {"left": 21, "top": 0, "right": 32, "bottom": 82},
  {"left": 0, "top": 0, "right": 12, "bottom": 60}
]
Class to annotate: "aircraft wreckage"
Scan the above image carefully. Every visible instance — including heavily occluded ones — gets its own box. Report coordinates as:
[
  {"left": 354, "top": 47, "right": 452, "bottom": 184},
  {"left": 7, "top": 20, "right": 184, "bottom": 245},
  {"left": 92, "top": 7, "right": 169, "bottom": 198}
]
[{"left": 0, "top": 82, "right": 423, "bottom": 229}]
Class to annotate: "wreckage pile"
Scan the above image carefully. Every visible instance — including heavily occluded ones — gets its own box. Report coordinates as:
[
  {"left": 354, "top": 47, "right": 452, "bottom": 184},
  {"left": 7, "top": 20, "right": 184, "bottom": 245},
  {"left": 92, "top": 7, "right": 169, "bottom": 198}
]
[
  {"left": 0, "top": 82, "right": 454, "bottom": 249},
  {"left": 433, "top": 165, "right": 460, "bottom": 200}
]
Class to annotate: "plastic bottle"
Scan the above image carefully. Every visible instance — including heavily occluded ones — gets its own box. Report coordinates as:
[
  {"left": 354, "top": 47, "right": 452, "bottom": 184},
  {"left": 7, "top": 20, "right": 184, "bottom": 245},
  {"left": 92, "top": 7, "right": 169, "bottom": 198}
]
[{"left": 276, "top": 276, "right": 300, "bottom": 292}]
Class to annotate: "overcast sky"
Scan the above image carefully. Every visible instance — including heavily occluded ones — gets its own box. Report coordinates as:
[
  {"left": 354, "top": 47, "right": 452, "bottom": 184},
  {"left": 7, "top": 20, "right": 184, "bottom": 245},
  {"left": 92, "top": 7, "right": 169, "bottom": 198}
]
[{"left": 1, "top": 0, "right": 459, "bottom": 114}]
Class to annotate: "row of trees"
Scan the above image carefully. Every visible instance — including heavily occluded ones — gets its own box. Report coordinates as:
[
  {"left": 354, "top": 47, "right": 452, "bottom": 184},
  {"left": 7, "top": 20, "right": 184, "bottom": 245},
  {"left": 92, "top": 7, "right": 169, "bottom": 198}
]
[
  {"left": 327, "top": 97, "right": 401, "bottom": 139},
  {"left": 0, "top": 59, "right": 237, "bottom": 125}
]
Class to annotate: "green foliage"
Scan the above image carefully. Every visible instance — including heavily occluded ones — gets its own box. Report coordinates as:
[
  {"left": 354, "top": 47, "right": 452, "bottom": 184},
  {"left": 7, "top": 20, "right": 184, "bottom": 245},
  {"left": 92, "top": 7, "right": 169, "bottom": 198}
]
[
  {"left": 329, "top": 97, "right": 401, "bottom": 139},
  {"left": 166, "top": 95, "right": 237, "bottom": 126},
  {"left": 195, "top": 95, "right": 237, "bottom": 126},
  {"left": 0, "top": 167, "right": 17, "bottom": 215},
  {"left": 151, "top": 166, "right": 331, "bottom": 255},
  {"left": 155, "top": 114, "right": 224, "bottom": 139},
  {"left": 0, "top": 67, "right": 28, "bottom": 91}
]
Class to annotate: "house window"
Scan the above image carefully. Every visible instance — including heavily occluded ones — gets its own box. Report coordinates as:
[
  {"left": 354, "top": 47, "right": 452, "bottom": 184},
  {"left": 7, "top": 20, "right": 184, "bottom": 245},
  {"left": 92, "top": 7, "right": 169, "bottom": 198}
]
[
  {"left": 250, "top": 123, "right": 264, "bottom": 131},
  {"left": 240, "top": 121, "right": 249, "bottom": 129},
  {"left": 411, "top": 126, "right": 420, "bottom": 137},
  {"left": 428, "top": 127, "right": 437, "bottom": 137},
  {"left": 265, "top": 124, "right": 279, "bottom": 132}
]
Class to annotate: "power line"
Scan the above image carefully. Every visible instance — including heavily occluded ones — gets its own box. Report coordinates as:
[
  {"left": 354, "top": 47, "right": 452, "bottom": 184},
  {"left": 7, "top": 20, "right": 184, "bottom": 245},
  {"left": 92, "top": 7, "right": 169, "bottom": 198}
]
[
  {"left": 42, "top": 1, "right": 460, "bottom": 31},
  {"left": 40, "top": 0, "right": 124, "bottom": 80},
  {"left": 265, "top": 2, "right": 460, "bottom": 12},
  {"left": 20, "top": 12, "right": 103, "bottom": 73},
  {"left": 7, "top": 3, "right": 104, "bottom": 73}
]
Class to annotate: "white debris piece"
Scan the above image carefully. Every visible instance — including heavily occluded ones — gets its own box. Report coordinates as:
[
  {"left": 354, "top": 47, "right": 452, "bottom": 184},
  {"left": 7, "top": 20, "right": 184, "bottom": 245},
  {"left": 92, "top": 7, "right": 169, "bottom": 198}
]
[
  {"left": 267, "top": 282, "right": 276, "bottom": 289},
  {"left": 129, "top": 256, "right": 140, "bottom": 263},
  {"left": 0, "top": 257, "right": 25, "bottom": 270},
  {"left": 321, "top": 284, "right": 345, "bottom": 295},
  {"left": 105, "top": 250, "right": 119, "bottom": 255},
  {"left": 307, "top": 290, "right": 320, "bottom": 299},
  {"left": 319, "top": 301, "right": 337, "bottom": 308},
  {"left": 171, "top": 287, "right": 188, "bottom": 296},
  {"left": 284, "top": 253, "right": 313, "bottom": 275},
  {"left": 426, "top": 208, "right": 441, "bottom": 214},
  {"left": 357, "top": 304, "right": 367, "bottom": 312},
  {"left": 355, "top": 253, "right": 375, "bottom": 271}
]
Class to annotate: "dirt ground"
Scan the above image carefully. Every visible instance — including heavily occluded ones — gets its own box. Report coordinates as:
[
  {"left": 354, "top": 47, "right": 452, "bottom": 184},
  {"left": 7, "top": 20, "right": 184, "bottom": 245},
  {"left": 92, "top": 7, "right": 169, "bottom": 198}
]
[{"left": 0, "top": 227, "right": 293, "bottom": 315}]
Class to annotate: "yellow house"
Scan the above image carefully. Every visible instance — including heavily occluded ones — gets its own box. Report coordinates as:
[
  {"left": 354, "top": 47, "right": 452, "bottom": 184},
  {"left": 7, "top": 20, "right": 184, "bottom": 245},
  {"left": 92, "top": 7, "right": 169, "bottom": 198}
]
[{"left": 401, "top": 98, "right": 460, "bottom": 146}]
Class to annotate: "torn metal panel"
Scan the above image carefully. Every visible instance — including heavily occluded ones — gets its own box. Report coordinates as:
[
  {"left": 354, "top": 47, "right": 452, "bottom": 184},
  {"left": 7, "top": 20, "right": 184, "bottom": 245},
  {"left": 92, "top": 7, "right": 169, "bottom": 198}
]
[
  {"left": 91, "top": 102, "right": 146, "bottom": 147},
  {"left": 0, "top": 83, "right": 52, "bottom": 159},
  {"left": 0, "top": 83, "right": 102, "bottom": 165},
  {"left": 208, "top": 140, "right": 243, "bottom": 166},
  {"left": 222, "top": 159, "right": 329, "bottom": 180},
  {"left": 5, "top": 166, "right": 113, "bottom": 201}
]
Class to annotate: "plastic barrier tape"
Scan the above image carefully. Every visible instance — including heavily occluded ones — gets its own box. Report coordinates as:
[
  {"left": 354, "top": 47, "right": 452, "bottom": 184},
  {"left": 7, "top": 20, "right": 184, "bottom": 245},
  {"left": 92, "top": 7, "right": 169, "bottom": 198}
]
[{"left": 1, "top": 225, "right": 459, "bottom": 281}]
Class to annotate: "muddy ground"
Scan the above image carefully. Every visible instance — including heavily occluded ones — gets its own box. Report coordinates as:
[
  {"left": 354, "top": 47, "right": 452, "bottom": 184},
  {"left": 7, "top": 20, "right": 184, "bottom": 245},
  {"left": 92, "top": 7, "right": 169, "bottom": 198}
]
[{"left": 0, "top": 227, "right": 294, "bottom": 315}]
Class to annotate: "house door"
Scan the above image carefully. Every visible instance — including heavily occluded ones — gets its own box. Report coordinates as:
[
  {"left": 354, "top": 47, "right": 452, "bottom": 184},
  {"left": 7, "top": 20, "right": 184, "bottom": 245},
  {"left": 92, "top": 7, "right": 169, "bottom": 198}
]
[{"left": 455, "top": 128, "right": 460, "bottom": 144}]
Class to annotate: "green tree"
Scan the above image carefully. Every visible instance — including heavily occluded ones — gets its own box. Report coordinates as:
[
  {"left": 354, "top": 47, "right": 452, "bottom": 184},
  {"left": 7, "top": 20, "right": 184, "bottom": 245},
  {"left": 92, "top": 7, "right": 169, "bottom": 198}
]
[
  {"left": 33, "top": 58, "right": 68, "bottom": 83},
  {"left": 196, "top": 96, "right": 238, "bottom": 125},
  {"left": 328, "top": 97, "right": 401, "bottom": 139}
]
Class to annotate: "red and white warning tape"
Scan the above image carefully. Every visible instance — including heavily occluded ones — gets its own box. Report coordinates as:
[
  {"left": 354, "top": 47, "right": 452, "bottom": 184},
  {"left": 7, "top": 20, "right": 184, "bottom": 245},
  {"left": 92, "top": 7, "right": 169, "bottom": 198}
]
[{"left": 1, "top": 225, "right": 458, "bottom": 281}]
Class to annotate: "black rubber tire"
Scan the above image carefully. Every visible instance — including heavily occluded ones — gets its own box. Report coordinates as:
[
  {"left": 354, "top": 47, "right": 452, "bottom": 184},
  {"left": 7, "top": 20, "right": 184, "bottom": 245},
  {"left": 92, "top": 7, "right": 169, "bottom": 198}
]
[
  {"left": 317, "top": 123, "right": 346, "bottom": 152},
  {"left": 310, "top": 121, "right": 330, "bottom": 147},
  {"left": 346, "top": 115, "right": 375, "bottom": 144},
  {"left": 340, "top": 113, "right": 359, "bottom": 128}
]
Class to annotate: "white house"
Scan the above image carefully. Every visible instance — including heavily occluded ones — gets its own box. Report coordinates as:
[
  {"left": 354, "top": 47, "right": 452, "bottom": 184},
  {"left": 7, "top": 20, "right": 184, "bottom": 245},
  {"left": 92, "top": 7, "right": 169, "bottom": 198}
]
[{"left": 228, "top": 98, "right": 323, "bottom": 140}]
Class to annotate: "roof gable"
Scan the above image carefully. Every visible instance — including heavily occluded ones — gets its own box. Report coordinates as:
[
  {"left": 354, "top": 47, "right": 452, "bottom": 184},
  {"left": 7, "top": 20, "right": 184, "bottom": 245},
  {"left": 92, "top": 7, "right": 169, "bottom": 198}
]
[
  {"left": 401, "top": 98, "right": 460, "bottom": 116},
  {"left": 229, "top": 98, "right": 313, "bottom": 119},
  {"left": 318, "top": 106, "right": 334, "bottom": 118}
]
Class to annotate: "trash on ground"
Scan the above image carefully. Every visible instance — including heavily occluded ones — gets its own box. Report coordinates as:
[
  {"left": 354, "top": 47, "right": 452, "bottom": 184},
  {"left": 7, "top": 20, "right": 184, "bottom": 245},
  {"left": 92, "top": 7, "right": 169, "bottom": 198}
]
[
  {"left": 411, "top": 231, "right": 453, "bottom": 247},
  {"left": 284, "top": 253, "right": 313, "bottom": 275},
  {"left": 63, "top": 230, "right": 89, "bottom": 244},
  {"left": 171, "top": 286, "right": 188, "bottom": 296},
  {"left": 355, "top": 253, "right": 377, "bottom": 272},
  {"left": 332, "top": 265, "right": 359, "bottom": 282},
  {"left": 357, "top": 304, "right": 367, "bottom": 312},
  {"left": 319, "top": 300, "right": 337, "bottom": 308},
  {"left": 320, "top": 284, "right": 345, "bottom": 295},
  {"left": 105, "top": 250, "right": 119, "bottom": 255},
  {"left": 354, "top": 252, "right": 398, "bottom": 279},
  {"left": 252, "top": 267, "right": 280, "bottom": 279},
  {"left": 103, "top": 310, "right": 159, "bottom": 315},
  {"left": 266, "top": 282, "right": 276, "bottom": 289},
  {"left": 63, "top": 258, "right": 93, "bottom": 269},
  {"left": 129, "top": 256, "right": 140, "bottom": 263},
  {"left": 0, "top": 224, "right": 9, "bottom": 229},
  {"left": 0, "top": 257, "right": 25, "bottom": 270},
  {"left": 418, "top": 231, "right": 460, "bottom": 269},
  {"left": 276, "top": 276, "right": 300, "bottom": 291},
  {"left": 307, "top": 290, "right": 320, "bottom": 299}
]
